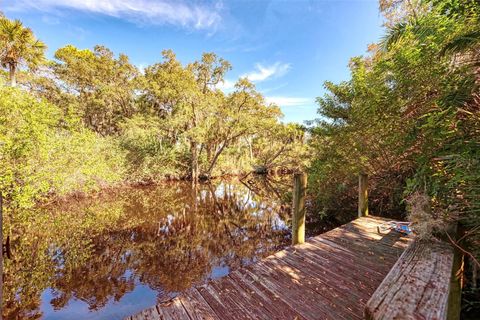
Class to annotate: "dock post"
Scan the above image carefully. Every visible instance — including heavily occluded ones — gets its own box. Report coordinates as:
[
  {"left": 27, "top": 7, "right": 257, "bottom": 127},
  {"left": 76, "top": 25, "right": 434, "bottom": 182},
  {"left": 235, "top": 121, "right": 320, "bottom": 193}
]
[
  {"left": 292, "top": 172, "right": 307, "bottom": 245},
  {"left": 358, "top": 173, "right": 369, "bottom": 217}
]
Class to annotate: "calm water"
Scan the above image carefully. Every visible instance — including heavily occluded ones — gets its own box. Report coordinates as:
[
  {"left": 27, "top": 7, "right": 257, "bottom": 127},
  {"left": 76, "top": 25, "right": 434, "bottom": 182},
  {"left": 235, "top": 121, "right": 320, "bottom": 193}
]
[{"left": 4, "top": 175, "right": 296, "bottom": 320}]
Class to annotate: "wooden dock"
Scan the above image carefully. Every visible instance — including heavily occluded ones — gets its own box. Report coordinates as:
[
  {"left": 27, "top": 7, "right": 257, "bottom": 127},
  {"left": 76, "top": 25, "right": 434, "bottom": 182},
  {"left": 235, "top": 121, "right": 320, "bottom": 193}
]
[{"left": 128, "top": 216, "right": 413, "bottom": 320}]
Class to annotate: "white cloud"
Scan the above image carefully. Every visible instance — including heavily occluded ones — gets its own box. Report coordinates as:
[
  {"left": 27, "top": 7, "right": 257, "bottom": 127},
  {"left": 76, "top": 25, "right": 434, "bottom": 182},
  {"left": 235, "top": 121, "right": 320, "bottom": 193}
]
[
  {"left": 242, "top": 62, "right": 290, "bottom": 82},
  {"left": 266, "top": 96, "right": 312, "bottom": 107},
  {"left": 216, "top": 62, "right": 291, "bottom": 93},
  {"left": 9, "top": 0, "right": 222, "bottom": 31},
  {"left": 216, "top": 78, "right": 236, "bottom": 92}
]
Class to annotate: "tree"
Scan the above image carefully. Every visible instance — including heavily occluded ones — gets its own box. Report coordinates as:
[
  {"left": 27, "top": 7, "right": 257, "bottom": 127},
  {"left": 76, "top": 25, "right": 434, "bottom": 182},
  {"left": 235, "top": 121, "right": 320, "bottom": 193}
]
[
  {"left": 53, "top": 45, "right": 140, "bottom": 135},
  {"left": 140, "top": 51, "right": 295, "bottom": 180},
  {"left": 253, "top": 122, "right": 307, "bottom": 173},
  {"left": 309, "top": 1, "right": 480, "bottom": 277},
  {"left": 140, "top": 50, "right": 201, "bottom": 179},
  {"left": 379, "top": 0, "right": 426, "bottom": 26},
  {"left": 200, "top": 78, "right": 282, "bottom": 178},
  {"left": 153, "top": 51, "right": 233, "bottom": 180},
  {"left": 0, "top": 17, "right": 46, "bottom": 87},
  {"left": 187, "top": 52, "right": 231, "bottom": 180}
]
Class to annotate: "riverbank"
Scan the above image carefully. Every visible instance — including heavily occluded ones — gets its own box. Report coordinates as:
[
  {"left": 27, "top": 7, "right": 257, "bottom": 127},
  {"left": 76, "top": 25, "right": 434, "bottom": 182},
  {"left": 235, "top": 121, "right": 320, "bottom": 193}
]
[{"left": 38, "top": 169, "right": 297, "bottom": 209}]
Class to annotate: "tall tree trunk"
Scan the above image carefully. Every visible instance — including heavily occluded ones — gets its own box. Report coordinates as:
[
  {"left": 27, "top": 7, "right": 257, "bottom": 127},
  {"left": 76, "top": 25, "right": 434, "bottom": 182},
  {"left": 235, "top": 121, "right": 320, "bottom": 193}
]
[
  {"left": 9, "top": 63, "right": 16, "bottom": 87},
  {"left": 205, "top": 143, "right": 227, "bottom": 178},
  {"left": 206, "top": 145, "right": 213, "bottom": 164},
  {"left": 190, "top": 140, "right": 198, "bottom": 181}
]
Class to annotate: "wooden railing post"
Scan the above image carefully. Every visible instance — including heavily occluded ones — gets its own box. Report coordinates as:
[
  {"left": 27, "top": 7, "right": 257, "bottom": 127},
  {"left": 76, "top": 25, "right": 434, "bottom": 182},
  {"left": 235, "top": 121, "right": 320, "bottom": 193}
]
[
  {"left": 358, "top": 173, "right": 369, "bottom": 217},
  {"left": 292, "top": 172, "right": 307, "bottom": 245},
  {"left": 446, "top": 223, "right": 462, "bottom": 320}
]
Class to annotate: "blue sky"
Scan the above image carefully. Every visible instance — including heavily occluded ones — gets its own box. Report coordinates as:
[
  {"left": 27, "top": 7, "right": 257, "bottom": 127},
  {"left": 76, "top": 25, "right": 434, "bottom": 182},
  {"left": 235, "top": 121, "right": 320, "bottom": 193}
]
[{"left": 2, "top": 0, "right": 385, "bottom": 123}]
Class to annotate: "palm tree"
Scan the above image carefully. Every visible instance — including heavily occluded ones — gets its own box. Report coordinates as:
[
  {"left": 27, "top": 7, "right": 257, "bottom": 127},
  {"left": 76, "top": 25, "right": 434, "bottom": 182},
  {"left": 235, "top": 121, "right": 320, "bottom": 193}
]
[{"left": 0, "top": 17, "right": 46, "bottom": 87}]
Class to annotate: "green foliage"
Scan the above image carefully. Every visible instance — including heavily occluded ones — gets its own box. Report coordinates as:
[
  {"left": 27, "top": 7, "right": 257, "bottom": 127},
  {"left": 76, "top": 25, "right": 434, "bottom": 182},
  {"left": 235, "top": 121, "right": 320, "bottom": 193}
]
[
  {"left": 140, "top": 49, "right": 198, "bottom": 117},
  {"left": 119, "top": 115, "right": 187, "bottom": 181},
  {"left": 254, "top": 122, "right": 308, "bottom": 171},
  {"left": 42, "top": 131, "right": 125, "bottom": 194},
  {"left": 0, "top": 16, "right": 46, "bottom": 86},
  {"left": 0, "top": 19, "right": 306, "bottom": 223},
  {"left": 53, "top": 45, "right": 140, "bottom": 135},
  {"left": 0, "top": 87, "right": 60, "bottom": 211},
  {"left": 0, "top": 87, "right": 124, "bottom": 224},
  {"left": 0, "top": 23, "right": 305, "bottom": 316},
  {"left": 139, "top": 50, "right": 302, "bottom": 180},
  {"left": 309, "top": 0, "right": 480, "bottom": 257},
  {"left": 198, "top": 78, "right": 284, "bottom": 177}
]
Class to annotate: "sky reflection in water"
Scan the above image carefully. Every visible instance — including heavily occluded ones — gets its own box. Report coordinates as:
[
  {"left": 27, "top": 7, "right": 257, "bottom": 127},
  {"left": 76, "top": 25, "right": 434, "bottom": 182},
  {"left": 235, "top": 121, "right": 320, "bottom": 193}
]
[{"left": 5, "top": 176, "right": 293, "bottom": 320}]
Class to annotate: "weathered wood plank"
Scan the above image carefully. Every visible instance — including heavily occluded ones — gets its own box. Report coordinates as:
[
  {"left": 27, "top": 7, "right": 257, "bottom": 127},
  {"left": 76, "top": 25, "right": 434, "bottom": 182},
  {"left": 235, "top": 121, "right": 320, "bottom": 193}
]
[
  {"left": 196, "top": 284, "right": 249, "bottom": 320},
  {"left": 228, "top": 270, "right": 304, "bottom": 320},
  {"left": 320, "top": 229, "right": 404, "bottom": 262},
  {"left": 130, "top": 305, "right": 163, "bottom": 320},
  {"left": 291, "top": 241, "right": 388, "bottom": 286},
  {"left": 127, "top": 216, "right": 414, "bottom": 320},
  {"left": 160, "top": 299, "right": 191, "bottom": 320},
  {"left": 308, "top": 237, "right": 392, "bottom": 275},
  {"left": 324, "top": 225, "right": 405, "bottom": 250},
  {"left": 239, "top": 267, "right": 324, "bottom": 320},
  {"left": 282, "top": 245, "right": 379, "bottom": 299},
  {"left": 267, "top": 250, "right": 366, "bottom": 318},
  {"left": 208, "top": 277, "right": 272, "bottom": 320},
  {"left": 365, "top": 238, "right": 454, "bottom": 320},
  {"left": 180, "top": 288, "right": 219, "bottom": 320},
  {"left": 327, "top": 223, "right": 409, "bottom": 251}
]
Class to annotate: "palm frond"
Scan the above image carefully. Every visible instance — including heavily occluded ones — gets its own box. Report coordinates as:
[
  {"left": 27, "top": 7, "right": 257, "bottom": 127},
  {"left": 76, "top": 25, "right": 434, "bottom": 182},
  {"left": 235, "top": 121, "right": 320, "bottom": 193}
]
[
  {"left": 0, "top": 16, "right": 46, "bottom": 69},
  {"left": 380, "top": 22, "right": 409, "bottom": 51},
  {"left": 442, "top": 30, "right": 480, "bottom": 55}
]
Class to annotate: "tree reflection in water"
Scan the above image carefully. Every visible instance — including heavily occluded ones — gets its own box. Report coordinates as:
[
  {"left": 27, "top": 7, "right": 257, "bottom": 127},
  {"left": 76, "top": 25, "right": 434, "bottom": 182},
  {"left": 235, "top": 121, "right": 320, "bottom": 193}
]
[{"left": 3, "top": 175, "right": 292, "bottom": 319}]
